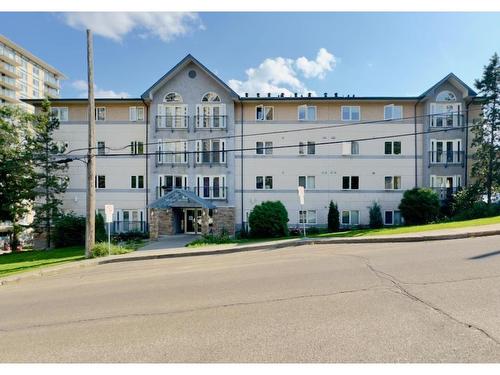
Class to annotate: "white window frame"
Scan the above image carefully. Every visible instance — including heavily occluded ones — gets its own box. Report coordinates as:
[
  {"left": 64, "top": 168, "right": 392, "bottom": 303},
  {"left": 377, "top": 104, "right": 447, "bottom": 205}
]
[
  {"left": 256, "top": 176, "right": 273, "bottom": 190},
  {"left": 97, "top": 141, "right": 106, "bottom": 156},
  {"left": 299, "top": 210, "right": 317, "bottom": 224},
  {"left": 195, "top": 139, "right": 226, "bottom": 164},
  {"left": 96, "top": 107, "right": 106, "bottom": 121},
  {"left": 130, "top": 141, "right": 144, "bottom": 155},
  {"left": 430, "top": 139, "right": 462, "bottom": 164},
  {"left": 158, "top": 175, "right": 188, "bottom": 197},
  {"left": 384, "top": 141, "right": 402, "bottom": 155},
  {"left": 157, "top": 139, "right": 188, "bottom": 164},
  {"left": 256, "top": 141, "right": 273, "bottom": 155},
  {"left": 157, "top": 104, "right": 188, "bottom": 128},
  {"left": 95, "top": 175, "right": 106, "bottom": 189},
  {"left": 297, "top": 105, "right": 317, "bottom": 121},
  {"left": 256, "top": 105, "right": 274, "bottom": 121},
  {"left": 341, "top": 210, "right": 360, "bottom": 225},
  {"left": 341, "top": 106, "right": 361, "bottom": 121},
  {"left": 298, "top": 175, "right": 316, "bottom": 190},
  {"left": 384, "top": 104, "right": 403, "bottom": 120},
  {"left": 384, "top": 176, "right": 402, "bottom": 190},
  {"left": 51, "top": 107, "right": 68, "bottom": 122},
  {"left": 195, "top": 175, "right": 227, "bottom": 199},
  {"left": 342, "top": 176, "right": 359, "bottom": 190},
  {"left": 129, "top": 106, "right": 145, "bottom": 122},
  {"left": 196, "top": 103, "right": 226, "bottom": 128},
  {"left": 131, "top": 175, "right": 144, "bottom": 189}
]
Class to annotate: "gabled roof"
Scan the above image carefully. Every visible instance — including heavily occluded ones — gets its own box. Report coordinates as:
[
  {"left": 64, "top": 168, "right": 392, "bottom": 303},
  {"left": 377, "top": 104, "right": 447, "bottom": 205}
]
[
  {"left": 419, "top": 72, "right": 477, "bottom": 98},
  {"left": 141, "top": 54, "right": 240, "bottom": 100},
  {"left": 148, "top": 189, "right": 216, "bottom": 210}
]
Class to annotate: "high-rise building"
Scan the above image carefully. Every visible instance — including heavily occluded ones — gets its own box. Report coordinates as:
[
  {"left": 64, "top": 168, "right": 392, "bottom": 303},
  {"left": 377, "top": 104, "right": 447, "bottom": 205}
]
[{"left": 0, "top": 34, "right": 65, "bottom": 105}]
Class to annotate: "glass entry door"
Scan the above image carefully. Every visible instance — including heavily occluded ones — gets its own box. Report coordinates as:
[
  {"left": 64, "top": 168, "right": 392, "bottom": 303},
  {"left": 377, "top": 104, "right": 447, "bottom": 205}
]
[{"left": 184, "top": 209, "right": 202, "bottom": 233}]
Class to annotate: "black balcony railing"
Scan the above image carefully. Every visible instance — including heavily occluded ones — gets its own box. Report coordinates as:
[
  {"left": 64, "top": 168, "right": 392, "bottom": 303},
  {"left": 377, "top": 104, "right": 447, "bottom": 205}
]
[
  {"left": 429, "top": 114, "right": 464, "bottom": 128},
  {"left": 155, "top": 115, "right": 189, "bottom": 130},
  {"left": 108, "top": 221, "right": 148, "bottom": 234},
  {"left": 194, "top": 152, "right": 227, "bottom": 166},
  {"left": 428, "top": 151, "right": 464, "bottom": 166},
  {"left": 432, "top": 187, "right": 461, "bottom": 200},
  {"left": 156, "top": 186, "right": 228, "bottom": 200},
  {"left": 194, "top": 115, "right": 227, "bottom": 129}
]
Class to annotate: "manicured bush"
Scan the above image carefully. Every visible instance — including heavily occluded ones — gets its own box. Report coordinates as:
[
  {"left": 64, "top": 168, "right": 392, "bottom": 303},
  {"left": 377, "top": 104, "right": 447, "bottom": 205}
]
[
  {"left": 112, "top": 230, "right": 149, "bottom": 243},
  {"left": 327, "top": 201, "right": 340, "bottom": 232},
  {"left": 91, "top": 242, "right": 134, "bottom": 257},
  {"left": 53, "top": 213, "right": 85, "bottom": 248},
  {"left": 248, "top": 201, "right": 289, "bottom": 238},
  {"left": 398, "top": 188, "right": 440, "bottom": 225},
  {"left": 186, "top": 231, "right": 233, "bottom": 247},
  {"left": 368, "top": 202, "right": 384, "bottom": 228}
]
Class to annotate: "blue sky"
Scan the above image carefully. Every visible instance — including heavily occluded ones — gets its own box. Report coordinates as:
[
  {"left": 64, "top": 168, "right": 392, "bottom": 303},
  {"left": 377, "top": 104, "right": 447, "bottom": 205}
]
[{"left": 1, "top": 12, "right": 499, "bottom": 98}]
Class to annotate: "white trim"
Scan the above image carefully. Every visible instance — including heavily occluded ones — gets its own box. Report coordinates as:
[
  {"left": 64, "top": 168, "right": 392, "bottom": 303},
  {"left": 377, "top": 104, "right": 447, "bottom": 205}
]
[
  {"left": 341, "top": 105, "right": 361, "bottom": 121},
  {"left": 256, "top": 105, "right": 274, "bottom": 121},
  {"left": 297, "top": 105, "right": 317, "bottom": 121}
]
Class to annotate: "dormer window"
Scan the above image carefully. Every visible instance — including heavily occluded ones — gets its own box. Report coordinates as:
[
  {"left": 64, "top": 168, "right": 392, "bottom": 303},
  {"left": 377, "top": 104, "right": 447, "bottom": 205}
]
[
  {"left": 436, "top": 90, "right": 456, "bottom": 102},
  {"left": 164, "top": 92, "right": 183, "bottom": 103},
  {"left": 202, "top": 92, "right": 221, "bottom": 102}
]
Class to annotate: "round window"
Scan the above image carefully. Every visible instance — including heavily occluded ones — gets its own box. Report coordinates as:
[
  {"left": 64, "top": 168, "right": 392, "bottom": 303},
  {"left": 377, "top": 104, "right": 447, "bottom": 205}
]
[{"left": 188, "top": 70, "right": 197, "bottom": 79}]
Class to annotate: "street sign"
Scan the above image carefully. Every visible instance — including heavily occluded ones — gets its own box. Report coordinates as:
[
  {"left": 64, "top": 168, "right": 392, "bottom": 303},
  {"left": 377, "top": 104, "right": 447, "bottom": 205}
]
[
  {"left": 298, "top": 186, "right": 305, "bottom": 205},
  {"left": 104, "top": 204, "right": 114, "bottom": 223}
]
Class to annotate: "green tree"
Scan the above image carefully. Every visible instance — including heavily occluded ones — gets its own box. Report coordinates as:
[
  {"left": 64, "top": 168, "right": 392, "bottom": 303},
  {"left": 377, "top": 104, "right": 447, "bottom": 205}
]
[
  {"left": 398, "top": 188, "right": 440, "bottom": 225},
  {"left": 327, "top": 200, "right": 340, "bottom": 232},
  {"left": 31, "top": 100, "right": 69, "bottom": 248},
  {"left": 368, "top": 202, "right": 384, "bottom": 228},
  {"left": 0, "top": 105, "right": 38, "bottom": 249},
  {"left": 472, "top": 52, "right": 500, "bottom": 204},
  {"left": 248, "top": 201, "right": 289, "bottom": 238}
]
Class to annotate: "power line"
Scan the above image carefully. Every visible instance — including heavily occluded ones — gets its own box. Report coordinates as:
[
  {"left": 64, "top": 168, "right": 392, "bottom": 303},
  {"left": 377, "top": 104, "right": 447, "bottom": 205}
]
[{"left": 62, "top": 110, "right": 470, "bottom": 155}]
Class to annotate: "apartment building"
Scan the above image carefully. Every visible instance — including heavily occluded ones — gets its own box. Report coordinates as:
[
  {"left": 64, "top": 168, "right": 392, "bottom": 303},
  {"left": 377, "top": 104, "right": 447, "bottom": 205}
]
[
  {"left": 0, "top": 34, "right": 65, "bottom": 105},
  {"left": 25, "top": 55, "right": 483, "bottom": 237}
]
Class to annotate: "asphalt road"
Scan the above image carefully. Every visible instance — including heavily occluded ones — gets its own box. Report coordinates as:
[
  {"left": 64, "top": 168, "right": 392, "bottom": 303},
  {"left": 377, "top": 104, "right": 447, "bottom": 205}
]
[{"left": 1, "top": 236, "right": 500, "bottom": 362}]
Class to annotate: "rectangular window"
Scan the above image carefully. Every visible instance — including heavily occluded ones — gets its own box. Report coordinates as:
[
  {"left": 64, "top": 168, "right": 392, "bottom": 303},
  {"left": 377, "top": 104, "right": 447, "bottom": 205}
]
[
  {"left": 159, "top": 175, "right": 188, "bottom": 196},
  {"left": 51, "top": 107, "right": 68, "bottom": 122},
  {"left": 298, "top": 105, "right": 317, "bottom": 121},
  {"left": 384, "top": 211, "right": 393, "bottom": 225},
  {"left": 131, "top": 141, "right": 144, "bottom": 155},
  {"left": 298, "top": 176, "right": 316, "bottom": 189},
  {"left": 256, "top": 141, "right": 273, "bottom": 155},
  {"left": 307, "top": 141, "right": 316, "bottom": 155},
  {"left": 96, "top": 107, "right": 106, "bottom": 121},
  {"left": 195, "top": 139, "right": 226, "bottom": 164},
  {"left": 341, "top": 210, "right": 360, "bottom": 225},
  {"left": 299, "top": 210, "right": 317, "bottom": 224},
  {"left": 343, "top": 141, "right": 359, "bottom": 155},
  {"left": 195, "top": 175, "right": 226, "bottom": 199},
  {"left": 32, "top": 66, "right": 39, "bottom": 76},
  {"left": 131, "top": 176, "right": 144, "bottom": 189},
  {"left": 342, "top": 176, "right": 359, "bottom": 190},
  {"left": 299, "top": 142, "right": 305, "bottom": 155},
  {"left": 129, "top": 106, "right": 145, "bottom": 121},
  {"left": 341, "top": 106, "right": 361, "bottom": 121},
  {"left": 256, "top": 105, "right": 274, "bottom": 121},
  {"left": 160, "top": 140, "right": 187, "bottom": 164},
  {"left": 32, "top": 78, "right": 39, "bottom": 87},
  {"left": 97, "top": 141, "right": 105, "bottom": 155},
  {"left": 385, "top": 141, "right": 401, "bottom": 155},
  {"left": 384, "top": 104, "right": 403, "bottom": 120},
  {"left": 95, "top": 175, "right": 106, "bottom": 189},
  {"left": 385, "top": 176, "right": 401, "bottom": 190},
  {"left": 256, "top": 176, "right": 273, "bottom": 189}
]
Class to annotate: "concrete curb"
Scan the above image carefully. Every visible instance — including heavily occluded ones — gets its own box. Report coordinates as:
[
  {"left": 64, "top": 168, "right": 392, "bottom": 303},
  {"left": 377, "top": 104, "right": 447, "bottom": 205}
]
[
  {"left": 2, "top": 228, "right": 500, "bottom": 286},
  {"left": 97, "top": 228, "right": 500, "bottom": 265}
]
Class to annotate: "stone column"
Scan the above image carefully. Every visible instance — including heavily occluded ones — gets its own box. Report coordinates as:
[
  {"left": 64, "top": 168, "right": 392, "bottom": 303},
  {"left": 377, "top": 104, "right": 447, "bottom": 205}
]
[{"left": 201, "top": 208, "right": 210, "bottom": 234}]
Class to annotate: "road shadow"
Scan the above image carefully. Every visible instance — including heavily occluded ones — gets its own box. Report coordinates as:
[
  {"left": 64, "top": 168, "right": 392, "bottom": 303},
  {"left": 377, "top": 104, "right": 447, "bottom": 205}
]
[{"left": 468, "top": 250, "right": 500, "bottom": 260}]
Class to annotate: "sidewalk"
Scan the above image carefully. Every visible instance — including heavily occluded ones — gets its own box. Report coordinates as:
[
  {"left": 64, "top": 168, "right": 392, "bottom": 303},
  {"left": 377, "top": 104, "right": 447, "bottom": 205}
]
[{"left": 2, "top": 223, "right": 500, "bottom": 286}]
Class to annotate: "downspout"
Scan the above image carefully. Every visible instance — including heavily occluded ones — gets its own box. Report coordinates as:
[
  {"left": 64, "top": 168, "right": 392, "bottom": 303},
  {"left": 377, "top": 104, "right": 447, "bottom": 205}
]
[
  {"left": 465, "top": 99, "right": 472, "bottom": 187},
  {"left": 142, "top": 97, "right": 149, "bottom": 230},
  {"left": 240, "top": 100, "right": 244, "bottom": 232},
  {"left": 414, "top": 97, "right": 423, "bottom": 188}
]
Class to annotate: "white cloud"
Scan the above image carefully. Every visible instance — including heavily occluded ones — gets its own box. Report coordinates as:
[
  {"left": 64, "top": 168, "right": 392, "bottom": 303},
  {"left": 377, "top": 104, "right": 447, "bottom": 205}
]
[
  {"left": 71, "top": 79, "right": 130, "bottom": 98},
  {"left": 296, "top": 48, "right": 336, "bottom": 79},
  {"left": 63, "top": 12, "right": 202, "bottom": 42},
  {"left": 228, "top": 48, "right": 337, "bottom": 97}
]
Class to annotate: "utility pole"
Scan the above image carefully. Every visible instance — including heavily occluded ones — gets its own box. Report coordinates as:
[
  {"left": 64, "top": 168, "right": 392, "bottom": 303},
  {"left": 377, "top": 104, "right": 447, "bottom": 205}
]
[{"left": 85, "top": 29, "right": 96, "bottom": 258}]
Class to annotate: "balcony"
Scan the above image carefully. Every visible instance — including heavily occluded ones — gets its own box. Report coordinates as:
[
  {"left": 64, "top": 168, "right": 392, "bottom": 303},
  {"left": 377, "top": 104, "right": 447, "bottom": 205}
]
[
  {"left": 0, "top": 62, "right": 19, "bottom": 78},
  {"left": 432, "top": 187, "right": 460, "bottom": 200},
  {"left": 429, "top": 114, "right": 464, "bottom": 129},
  {"left": 0, "top": 46, "right": 20, "bottom": 66},
  {"left": 194, "top": 152, "right": 227, "bottom": 167},
  {"left": 0, "top": 87, "right": 18, "bottom": 103},
  {"left": 155, "top": 115, "right": 189, "bottom": 131},
  {"left": 194, "top": 115, "right": 227, "bottom": 130},
  {"left": 428, "top": 151, "right": 464, "bottom": 167},
  {"left": 44, "top": 75, "right": 60, "bottom": 89},
  {"left": 43, "top": 87, "right": 59, "bottom": 99},
  {"left": 156, "top": 186, "right": 228, "bottom": 201},
  {"left": 0, "top": 74, "right": 17, "bottom": 90},
  {"left": 155, "top": 151, "right": 188, "bottom": 167}
]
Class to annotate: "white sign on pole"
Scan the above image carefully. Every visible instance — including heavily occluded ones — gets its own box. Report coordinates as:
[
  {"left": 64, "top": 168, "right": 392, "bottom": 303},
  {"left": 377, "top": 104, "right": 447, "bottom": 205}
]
[
  {"left": 298, "top": 186, "right": 305, "bottom": 205},
  {"left": 104, "top": 204, "right": 114, "bottom": 223}
]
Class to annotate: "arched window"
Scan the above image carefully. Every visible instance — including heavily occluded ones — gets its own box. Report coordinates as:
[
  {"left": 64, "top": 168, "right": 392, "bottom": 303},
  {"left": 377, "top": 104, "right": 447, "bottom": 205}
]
[
  {"left": 201, "top": 92, "right": 221, "bottom": 102},
  {"left": 164, "top": 92, "right": 183, "bottom": 103},
  {"left": 436, "top": 90, "right": 456, "bottom": 102}
]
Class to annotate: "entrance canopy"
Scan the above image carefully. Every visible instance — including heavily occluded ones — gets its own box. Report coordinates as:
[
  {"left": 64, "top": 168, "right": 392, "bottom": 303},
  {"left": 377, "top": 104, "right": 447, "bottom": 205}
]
[{"left": 149, "top": 189, "right": 216, "bottom": 210}]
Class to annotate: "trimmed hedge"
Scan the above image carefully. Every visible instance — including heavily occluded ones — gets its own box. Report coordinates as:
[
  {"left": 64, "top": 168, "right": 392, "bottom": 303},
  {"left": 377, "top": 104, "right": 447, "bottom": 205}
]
[
  {"left": 53, "top": 213, "right": 106, "bottom": 248},
  {"left": 399, "top": 188, "right": 440, "bottom": 225},
  {"left": 248, "top": 201, "right": 289, "bottom": 238}
]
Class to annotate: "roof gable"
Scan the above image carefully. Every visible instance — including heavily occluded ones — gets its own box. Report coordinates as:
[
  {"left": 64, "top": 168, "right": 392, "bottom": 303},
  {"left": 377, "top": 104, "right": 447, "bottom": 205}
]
[
  {"left": 141, "top": 54, "right": 239, "bottom": 100},
  {"left": 419, "top": 72, "right": 477, "bottom": 99},
  {"left": 149, "top": 189, "right": 216, "bottom": 209}
]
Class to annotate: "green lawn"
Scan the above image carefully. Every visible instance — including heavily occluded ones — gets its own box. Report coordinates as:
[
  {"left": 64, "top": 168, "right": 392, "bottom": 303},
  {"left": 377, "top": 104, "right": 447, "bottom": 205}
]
[
  {"left": 0, "top": 246, "right": 85, "bottom": 277},
  {"left": 312, "top": 215, "right": 500, "bottom": 238}
]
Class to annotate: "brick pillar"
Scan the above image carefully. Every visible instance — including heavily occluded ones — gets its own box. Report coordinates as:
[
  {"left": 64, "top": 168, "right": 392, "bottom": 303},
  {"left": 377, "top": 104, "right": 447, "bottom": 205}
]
[{"left": 213, "top": 207, "right": 235, "bottom": 235}]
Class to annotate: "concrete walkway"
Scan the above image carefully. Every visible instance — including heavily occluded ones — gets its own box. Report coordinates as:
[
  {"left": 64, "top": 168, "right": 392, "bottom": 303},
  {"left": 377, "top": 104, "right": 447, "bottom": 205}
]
[{"left": 138, "top": 234, "right": 199, "bottom": 251}]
